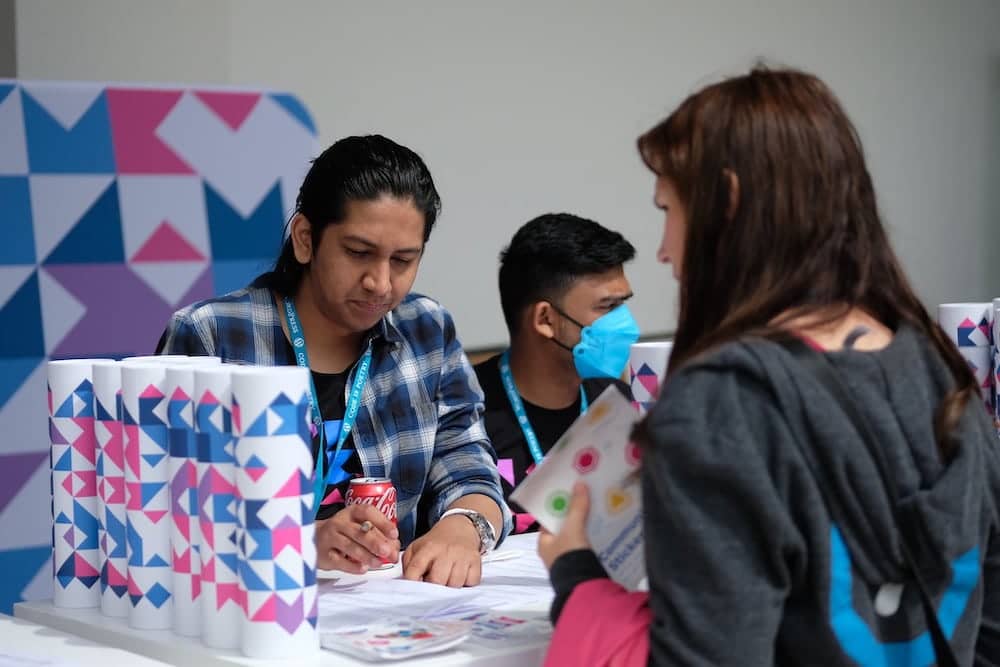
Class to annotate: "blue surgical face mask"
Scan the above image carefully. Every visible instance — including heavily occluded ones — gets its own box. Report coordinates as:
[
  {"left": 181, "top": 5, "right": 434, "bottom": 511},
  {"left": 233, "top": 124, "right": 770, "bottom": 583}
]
[{"left": 551, "top": 304, "right": 641, "bottom": 379}]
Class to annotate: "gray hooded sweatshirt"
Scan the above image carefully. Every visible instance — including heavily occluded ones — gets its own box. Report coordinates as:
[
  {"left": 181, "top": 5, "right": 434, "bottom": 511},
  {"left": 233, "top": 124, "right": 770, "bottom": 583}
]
[{"left": 640, "top": 326, "right": 1000, "bottom": 665}]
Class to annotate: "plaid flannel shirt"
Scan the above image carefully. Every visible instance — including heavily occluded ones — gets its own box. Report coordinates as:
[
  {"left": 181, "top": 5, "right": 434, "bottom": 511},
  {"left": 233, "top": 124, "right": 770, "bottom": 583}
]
[{"left": 157, "top": 284, "right": 513, "bottom": 547}]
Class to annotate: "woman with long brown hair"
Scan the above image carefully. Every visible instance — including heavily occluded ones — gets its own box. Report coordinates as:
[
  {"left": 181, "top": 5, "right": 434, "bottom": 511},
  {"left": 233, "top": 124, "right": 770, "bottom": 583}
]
[{"left": 537, "top": 67, "right": 1000, "bottom": 665}]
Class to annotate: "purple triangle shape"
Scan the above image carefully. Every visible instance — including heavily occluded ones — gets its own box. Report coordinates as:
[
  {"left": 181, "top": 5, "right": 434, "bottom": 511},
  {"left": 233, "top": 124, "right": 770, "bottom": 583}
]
[
  {"left": 49, "top": 420, "right": 69, "bottom": 444},
  {"left": 44, "top": 264, "right": 175, "bottom": 358},
  {"left": 0, "top": 452, "right": 48, "bottom": 513},
  {"left": 276, "top": 593, "right": 304, "bottom": 634}
]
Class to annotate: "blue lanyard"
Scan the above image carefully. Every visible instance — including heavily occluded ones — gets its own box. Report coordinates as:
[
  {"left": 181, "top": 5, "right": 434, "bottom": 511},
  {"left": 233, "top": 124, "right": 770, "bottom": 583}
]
[
  {"left": 498, "top": 350, "right": 588, "bottom": 465},
  {"left": 283, "top": 296, "right": 372, "bottom": 511}
]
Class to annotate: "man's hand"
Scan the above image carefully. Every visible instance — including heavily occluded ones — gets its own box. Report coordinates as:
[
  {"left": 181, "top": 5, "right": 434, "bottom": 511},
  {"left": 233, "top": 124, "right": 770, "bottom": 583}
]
[
  {"left": 401, "top": 514, "right": 482, "bottom": 587},
  {"left": 538, "top": 482, "right": 592, "bottom": 570},
  {"left": 315, "top": 504, "right": 400, "bottom": 573}
]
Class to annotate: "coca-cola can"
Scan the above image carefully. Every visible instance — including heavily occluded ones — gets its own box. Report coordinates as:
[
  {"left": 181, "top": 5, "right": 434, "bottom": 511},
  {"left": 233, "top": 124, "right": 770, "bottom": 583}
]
[
  {"left": 346, "top": 477, "right": 398, "bottom": 524},
  {"left": 346, "top": 478, "right": 397, "bottom": 566}
]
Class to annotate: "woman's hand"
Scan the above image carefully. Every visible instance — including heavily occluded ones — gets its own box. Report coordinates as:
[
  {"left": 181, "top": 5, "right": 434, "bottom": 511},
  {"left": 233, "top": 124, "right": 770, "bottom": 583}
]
[
  {"left": 538, "top": 481, "right": 593, "bottom": 569},
  {"left": 315, "top": 504, "right": 400, "bottom": 573}
]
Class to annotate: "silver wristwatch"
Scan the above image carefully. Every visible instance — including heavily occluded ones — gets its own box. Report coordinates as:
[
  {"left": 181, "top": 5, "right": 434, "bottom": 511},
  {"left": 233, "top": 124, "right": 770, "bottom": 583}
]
[{"left": 440, "top": 508, "right": 497, "bottom": 555}]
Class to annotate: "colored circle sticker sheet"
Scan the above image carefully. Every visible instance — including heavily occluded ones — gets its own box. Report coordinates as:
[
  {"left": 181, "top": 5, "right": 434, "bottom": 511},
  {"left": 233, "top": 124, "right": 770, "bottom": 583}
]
[{"left": 509, "top": 386, "right": 645, "bottom": 589}]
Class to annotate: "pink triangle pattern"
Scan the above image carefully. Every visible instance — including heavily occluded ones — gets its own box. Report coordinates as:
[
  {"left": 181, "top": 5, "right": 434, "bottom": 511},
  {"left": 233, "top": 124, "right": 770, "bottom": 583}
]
[
  {"left": 71, "top": 419, "right": 97, "bottom": 465},
  {"left": 104, "top": 476, "right": 126, "bottom": 504},
  {"left": 274, "top": 471, "right": 304, "bottom": 498},
  {"left": 209, "top": 468, "right": 237, "bottom": 495},
  {"left": 106, "top": 562, "right": 127, "bottom": 587},
  {"left": 217, "top": 582, "right": 244, "bottom": 611},
  {"left": 497, "top": 458, "right": 515, "bottom": 486},
  {"left": 74, "top": 470, "right": 98, "bottom": 498},
  {"left": 132, "top": 221, "right": 207, "bottom": 262},
  {"left": 321, "top": 488, "right": 343, "bottom": 505},
  {"left": 105, "top": 88, "right": 194, "bottom": 174},
  {"left": 250, "top": 592, "right": 277, "bottom": 621},
  {"left": 144, "top": 510, "right": 168, "bottom": 524},
  {"left": 515, "top": 512, "right": 536, "bottom": 534},
  {"left": 170, "top": 385, "right": 192, "bottom": 402},
  {"left": 74, "top": 553, "right": 100, "bottom": 578},
  {"left": 124, "top": 424, "right": 141, "bottom": 479},
  {"left": 128, "top": 571, "right": 142, "bottom": 596},
  {"left": 194, "top": 91, "right": 261, "bottom": 131},
  {"left": 126, "top": 482, "right": 143, "bottom": 510},
  {"left": 201, "top": 555, "right": 215, "bottom": 583},
  {"left": 140, "top": 385, "right": 164, "bottom": 400},
  {"left": 271, "top": 524, "right": 302, "bottom": 556},
  {"left": 174, "top": 547, "right": 191, "bottom": 574}
]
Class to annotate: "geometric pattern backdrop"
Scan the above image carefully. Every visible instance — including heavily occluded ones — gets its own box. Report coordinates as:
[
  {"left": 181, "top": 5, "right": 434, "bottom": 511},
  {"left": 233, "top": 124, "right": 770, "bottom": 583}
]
[{"left": 0, "top": 79, "right": 318, "bottom": 613}]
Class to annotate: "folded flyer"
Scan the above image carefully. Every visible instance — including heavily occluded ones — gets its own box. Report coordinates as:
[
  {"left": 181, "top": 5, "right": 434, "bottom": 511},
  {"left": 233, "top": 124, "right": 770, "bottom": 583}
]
[{"left": 510, "top": 386, "right": 645, "bottom": 589}]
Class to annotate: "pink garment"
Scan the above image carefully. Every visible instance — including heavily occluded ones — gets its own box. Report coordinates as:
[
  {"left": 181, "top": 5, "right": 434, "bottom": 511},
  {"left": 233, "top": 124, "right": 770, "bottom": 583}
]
[{"left": 544, "top": 579, "right": 650, "bottom": 667}]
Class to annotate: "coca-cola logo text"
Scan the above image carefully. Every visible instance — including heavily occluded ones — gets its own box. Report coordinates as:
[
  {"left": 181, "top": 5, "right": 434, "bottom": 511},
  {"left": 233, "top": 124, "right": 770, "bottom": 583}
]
[{"left": 346, "top": 488, "right": 398, "bottom": 522}]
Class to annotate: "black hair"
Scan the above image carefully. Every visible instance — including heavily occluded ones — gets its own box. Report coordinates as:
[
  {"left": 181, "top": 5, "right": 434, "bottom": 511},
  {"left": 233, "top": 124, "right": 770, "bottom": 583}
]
[
  {"left": 498, "top": 213, "right": 636, "bottom": 335},
  {"left": 259, "top": 134, "right": 441, "bottom": 296}
]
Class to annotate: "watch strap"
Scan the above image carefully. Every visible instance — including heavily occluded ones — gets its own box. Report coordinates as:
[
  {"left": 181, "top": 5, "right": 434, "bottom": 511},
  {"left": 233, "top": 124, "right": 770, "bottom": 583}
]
[{"left": 440, "top": 508, "right": 496, "bottom": 554}]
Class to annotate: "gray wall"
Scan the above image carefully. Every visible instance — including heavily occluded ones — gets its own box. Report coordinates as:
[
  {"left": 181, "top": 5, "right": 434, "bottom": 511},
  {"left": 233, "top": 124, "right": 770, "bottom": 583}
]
[
  {"left": 0, "top": 0, "right": 15, "bottom": 77},
  {"left": 16, "top": 0, "right": 1000, "bottom": 348}
]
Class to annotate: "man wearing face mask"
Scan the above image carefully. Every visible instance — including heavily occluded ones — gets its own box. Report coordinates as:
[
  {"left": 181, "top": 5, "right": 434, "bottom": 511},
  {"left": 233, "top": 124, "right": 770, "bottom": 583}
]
[{"left": 474, "top": 213, "right": 638, "bottom": 534}]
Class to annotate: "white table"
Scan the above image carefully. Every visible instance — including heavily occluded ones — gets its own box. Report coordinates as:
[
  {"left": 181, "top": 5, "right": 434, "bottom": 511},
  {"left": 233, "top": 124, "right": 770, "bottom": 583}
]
[
  {"left": 0, "top": 613, "right": 172, "bottom": 666},
  {"left": 14, "top": 534, "right": 553, "bottom": 666}
]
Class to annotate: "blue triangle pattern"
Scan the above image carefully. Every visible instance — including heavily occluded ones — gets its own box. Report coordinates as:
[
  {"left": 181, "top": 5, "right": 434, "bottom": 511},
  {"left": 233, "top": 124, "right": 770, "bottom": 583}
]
[
  {"left": 44, "top": 180, "right": 124, "bottom": 264},
  {"left": 139, "top": 396, "right": 166, "bottom": 429},
  {"left": 269, "top": 93, "right": 317, "bottom": 134},
  {"left": 73, "top": 380, "right": 94, "bottom": 417},
  {"left": 53, "top": 448, "right": 73, "bottom": 471},
  {"left": 303, "top": 561, "right": 316, "bottom": 587},
  {"left": 145, "top": 554, "right": 169, "bottom": 567},
  {"left": 126, "top": 518, "right": 143, "bottom": 566},
  {"left": 211, "top": 259, "right": 272, "bottom": 296},
  {"left": 168, "top": 427, "right": 191, "bottom": 458},
  {"left": 22, "top": 89, "right": 116, "bottom": 173},
  {"left": 145, "top": 582, "right": 170, "bottom": 608},
  {"left": 54, "top": 392, "right": 75, "bottom": 418},
  {"left": 238, "top": 559, "right": 270, "bottom": 592},
  {"left": 204, "top": 180, "right": 284, "bottom": 260},
  {"left": 0, "top": 177, "right": 36, "bottom": 264},
  {"left": 216, "top": 551, "right": 239, "bottom": 576},
  {"left": 0, "top": 272, "right": 44, "bottom": 357},
  {"left": 121, "top": 403, "right": 137, "bottom": 426},
  {"left": 0, "top": 358, "right": 42, "bottom": 410},
  {"left": 245, "top": 410, "right": 269, "bottom": 437},
  {"left": 140, "top": 423, "right": 168, "bottom": 452},
  {"left": 142, "top": 453, "right": 166, "bottom": 468},
  {"left": 73, "top": 500, "right": 99, "bottom": 549},
  {"left": 274, "top": 563, "right": 299, "bottom": 591},
  {"left": 244, "top": 499, "right": 268, "bottom": 530},
  {"left": 248, "top": 527, "right": 272, "bottom": 560},
  {"left": 1, "top": 546, "right": 53, "bottom": 614},
  {"left": 95, "top": 396, "right": 115, "bottom": 421},
  {"left": 105, "top": 510, "right": 127, "bottom": 558},
  {"left": 141, "top": 482, "right": 166, "bottom": 506},
  {"left": 212, "top": 494, "right": 237, "bottom": 523}
]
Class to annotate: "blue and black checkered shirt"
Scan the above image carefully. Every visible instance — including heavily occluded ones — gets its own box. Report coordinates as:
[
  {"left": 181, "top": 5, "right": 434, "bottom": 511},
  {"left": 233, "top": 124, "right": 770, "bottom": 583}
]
[{"left": 157, "top": 283, "right": 512, "bottom": 547}]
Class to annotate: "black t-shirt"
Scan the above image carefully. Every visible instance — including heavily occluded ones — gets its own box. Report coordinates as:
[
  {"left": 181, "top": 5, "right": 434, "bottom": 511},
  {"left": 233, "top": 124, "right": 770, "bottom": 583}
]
[
  {"left": 310, "top": 369, "right": 365, "bottom": 520},
  {"left": 473, "top": 353, "right": 631, "bottom": 533},
  {"left": 282, "top": 337, "right": 364, "bottom": 521}
]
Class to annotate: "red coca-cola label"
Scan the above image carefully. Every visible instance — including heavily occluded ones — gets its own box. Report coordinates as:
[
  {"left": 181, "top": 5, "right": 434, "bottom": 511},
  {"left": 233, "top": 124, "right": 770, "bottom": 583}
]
[{"left": 346, "top": 477, "right": 398, "bottom": 524}]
